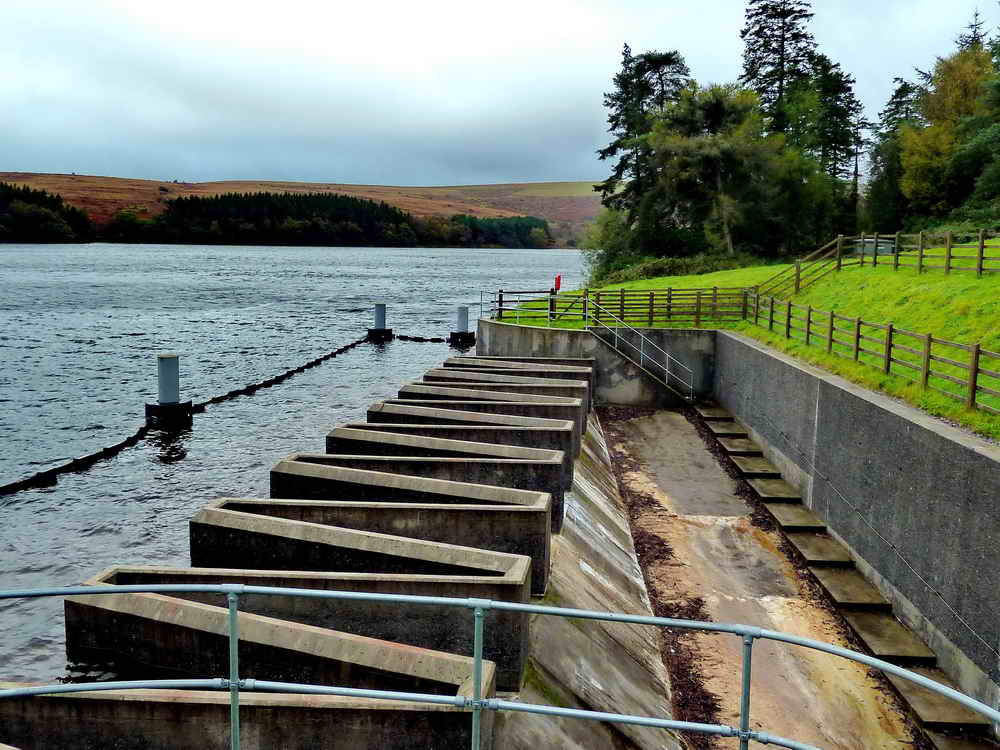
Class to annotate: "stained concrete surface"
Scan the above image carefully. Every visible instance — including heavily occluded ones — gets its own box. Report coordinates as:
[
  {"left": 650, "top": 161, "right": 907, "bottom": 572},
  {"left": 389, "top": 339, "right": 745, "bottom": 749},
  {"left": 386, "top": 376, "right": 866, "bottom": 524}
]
[{"left": 614, "top": 409, "right": 919, "bottom": 750}]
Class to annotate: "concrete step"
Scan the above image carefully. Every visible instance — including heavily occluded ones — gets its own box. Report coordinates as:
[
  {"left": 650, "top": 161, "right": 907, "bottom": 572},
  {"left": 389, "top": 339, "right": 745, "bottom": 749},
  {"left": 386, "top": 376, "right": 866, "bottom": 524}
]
[
  {"left": 886, "top": 667, "right": 992, "bottom": 732},
  {"left": 809, "top": 567, "right": 890, "bottom": 611},
  {"left": 693, "top": 404, "right": 733, "bottom": 421},
  {"left": 706, "top": 420, "right": 749, "bottom": 439},
  {"left": 746, "top": 478, "right": 801, "bottom": 502},
  {"left": 925, "top": 730, "right": 998, "bottom": 750},
  {"left": 717, "top": 437, "right": 762, "bottom": 456},
  {"left": 842, "top": 611, "right": 937, "bottom": 666},
  {"left": 764, "top": 503, "right": 825, "bottom": 532},
  {"left": 731, "top": 456, "right": 782, "bottom": 478},
  {"left": 785, "top": 532, "right": 853, "bottom": 567}
]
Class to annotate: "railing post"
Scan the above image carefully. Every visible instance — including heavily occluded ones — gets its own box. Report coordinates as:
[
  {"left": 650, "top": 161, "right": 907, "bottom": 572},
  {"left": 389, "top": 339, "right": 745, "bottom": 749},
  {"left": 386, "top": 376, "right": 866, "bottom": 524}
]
[
  {"left": 827, "top": 311, "right": 834, "bottom": 353},
  {"left": 667, "top": 287, "right": 673, "bottom": 321},
  {"left": 741, "top": 289, "right": 748, "bottom": 320},
  {"left": 695, "top": 290, "right": 702, "bottom": 328},
  {"left": 894, "top": 231, "right": 900, "bottom": 257},
  {"left": 794, "top": 261, "right": 801, "bottom": 293},
  {"left": 853, "top": 318, "right": 861, "bottom": 361},
  {"left": 497, "top": 289, "right": 504, "bottom": 321},
  {"left": 712, "top": 286, "right": 718, "bottom": 318},
  {"left": 227, "top": 592, "right": 241, "bottom": 750},
  {"left": 893, "top": 240, "right": 900, "bottom": 271},
  {"left": 859, "top": 232, "right": 866, "bottom": 267},
  {"left": 917, "top": 231, "right": 925, "bottom": 273},
  {"left": 596, "top": 291, "right": 603, "bottom": 322},
  {"left": 738, "top": 634, "right": 755, "bottom": 750},
  {"left": 945, "top": 231, "right": 953, "bottom": 274},
  {"left": 753, "top": 291, "right": 760, "bottom": 325},
  {"left": 804, "top": 306, "right": 812, "bottom": 345},
  {"left": 582, "top": 288, "right": 589, "bottom": 327},
  {"left": 967, "top": 343, "right": 981, "bottom": 409},
  {"left": 768, "top": 296, "right": 775, "bottom": 332},
  {"left": 976, "top": 229, "right": 985, "bottom": 277},
  {"left": 784, "top": 300, "right": 792, "bottom": 339},
  {"left": 619, "top": 288, "right": 625, "bottom": 320},
  {"left": 471, "top": 606, "right": 485, "bottom": 750},
  {"left": 648, "top": 291, "right": 654, "bottom": 327},
  {"left": 922, "top": 334, "right": 933, "bottom": 388},
  {"left": 884, "top": 323, "right": 894, "bottom": 374},
  {"left": 836, "top": 234, "right": 844, "bottom": 271},
  {"left": 872, "top": 232, "right": 879, "bottom": 268}
]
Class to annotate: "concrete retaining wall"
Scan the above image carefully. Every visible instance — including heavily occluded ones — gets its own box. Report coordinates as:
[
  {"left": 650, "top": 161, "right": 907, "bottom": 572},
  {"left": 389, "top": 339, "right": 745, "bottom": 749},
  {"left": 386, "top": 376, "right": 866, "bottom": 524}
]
[
  {"left": 713, "top": 331, "right": 1000, "bottom": 707},
  {"left": 476, "top": 320, "right": 715, "bottom": 404}
]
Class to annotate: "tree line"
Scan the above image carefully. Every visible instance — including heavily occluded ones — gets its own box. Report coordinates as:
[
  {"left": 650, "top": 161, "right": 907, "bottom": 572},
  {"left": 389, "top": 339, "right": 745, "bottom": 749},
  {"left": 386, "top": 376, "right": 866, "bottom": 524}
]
[
  {"left": 0, "top": 187, "right": 553, "bottom": 249},
  {"left": 584, "top": 0, "right": 1000, "bottom": 282},
  {"left": 0, "top": 183, "right": 95, "bottom": 243}
]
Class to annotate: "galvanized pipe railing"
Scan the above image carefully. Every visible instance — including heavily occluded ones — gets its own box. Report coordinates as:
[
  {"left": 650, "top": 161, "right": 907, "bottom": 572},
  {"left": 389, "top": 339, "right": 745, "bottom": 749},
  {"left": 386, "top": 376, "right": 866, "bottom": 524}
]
[
  {"left": 2, "top": 584, "right": 999, "bottom": 750},
  {"left": 585, "top": 297, "right": 695, "bottom": 400}
]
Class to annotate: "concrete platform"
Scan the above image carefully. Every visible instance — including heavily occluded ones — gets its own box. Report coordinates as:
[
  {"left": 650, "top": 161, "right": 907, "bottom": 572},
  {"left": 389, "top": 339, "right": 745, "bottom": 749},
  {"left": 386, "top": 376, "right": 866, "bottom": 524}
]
[
  {"left": 746, "top": 477, "right": 802, "bottom": 502},
  {"left": 204, "top": 497, "right": 550, "bottom": 596},
  {"left": 0, "top": 677, "right": 492, "bottom": 750},
  {"left": 65, "top": 574, "right": 499, "bottom": 695},
  {"left": 717, "top": 437, "right": 763, "bottom": 456},
  {"left": 442, "top": 357, "right": 596, "bottom": 392},
  {"left": 423, "top": 368, "right": 591, "bottom": 405},
  {"left": 762, "top": 502, "right": 825, "bottom": 532},
  {"left": 72, "top": 565, "right": 527, "bottom": 692},
  {"left": 341, "top": 422, "right": 574, "bottom": 483},
  {"left": 693, "top": 404, "right": 734, "bottom": 421},
  {"left": 885, "top": 667, "right": 991, "bottom": 731},
  {"left": 273, "top": 453, "right": 564, "bottom": 532},
  {"left": 326, "top": 426, "right": 570, "bottom": 489},
  {"left": 785, "top": 532, "right": 854, "bottom": 567},
  {"left": 410, "top": 380, "right": 590, "bottom": 416},
  {"left": 809, "top": 567, "right": 890, "bottom": 611},
  {"left": 705, "top": 419, "right": 749, "bottom": 438},
  {"left": 731, "top": 455, "right": 782, "bottom": 478},
  {"left": 383, "top": 400, "right": 583, "bottom": 455},
  {"left": 842, "top": 612, "right": 937, "bottom": 665}
]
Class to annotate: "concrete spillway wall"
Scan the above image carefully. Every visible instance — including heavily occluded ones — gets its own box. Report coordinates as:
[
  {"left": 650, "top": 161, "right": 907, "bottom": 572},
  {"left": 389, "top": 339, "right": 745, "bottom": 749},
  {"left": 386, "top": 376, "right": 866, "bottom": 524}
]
[{"left": 478, "top": 317, "right": 1000, "bottom": 716}]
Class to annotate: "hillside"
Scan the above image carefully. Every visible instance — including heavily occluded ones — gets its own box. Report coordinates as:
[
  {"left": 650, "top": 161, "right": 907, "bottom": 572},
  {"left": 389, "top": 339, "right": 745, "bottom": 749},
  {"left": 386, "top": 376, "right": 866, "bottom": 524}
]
[{"left": 0, "top": 173, "right": 602, "bottom": 246}]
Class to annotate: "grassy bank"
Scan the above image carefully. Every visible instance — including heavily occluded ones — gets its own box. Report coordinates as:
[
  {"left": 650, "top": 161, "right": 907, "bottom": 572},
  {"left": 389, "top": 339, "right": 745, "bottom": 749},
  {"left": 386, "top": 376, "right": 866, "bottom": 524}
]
[{"left": 510, "top": 262, "right": 1000, "bottom": 439}]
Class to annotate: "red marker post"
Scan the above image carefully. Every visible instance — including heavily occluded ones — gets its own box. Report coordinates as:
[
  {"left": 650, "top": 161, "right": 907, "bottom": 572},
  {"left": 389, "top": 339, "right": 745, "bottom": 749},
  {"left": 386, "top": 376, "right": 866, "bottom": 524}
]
[{"left": 554, "top": 274, "right": 562, "bottom": 291}]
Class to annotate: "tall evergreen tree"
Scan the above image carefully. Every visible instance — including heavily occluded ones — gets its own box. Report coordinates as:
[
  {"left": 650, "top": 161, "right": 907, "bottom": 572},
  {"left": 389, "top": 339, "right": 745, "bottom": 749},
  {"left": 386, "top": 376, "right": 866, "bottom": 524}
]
[
  {"left": 595, "top": 44, "right": 690, "bottom": 218},
  {"left": 957, "top": 8, "right": 988, "bottom": 49},
  {"left": 865, "top": 79, "right": 923, "bottom": 231},
  {"left": 810, "top": 53, "right": 864, "bottom": 179},
  {"left": 740, "top": 0, "right": 816, "bottom": 133}
]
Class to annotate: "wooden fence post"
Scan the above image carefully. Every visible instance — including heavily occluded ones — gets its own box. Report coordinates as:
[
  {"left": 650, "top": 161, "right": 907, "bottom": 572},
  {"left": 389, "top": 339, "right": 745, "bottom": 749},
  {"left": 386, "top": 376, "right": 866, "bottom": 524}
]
[
  {"left": 582, "top": 288, "right": 589, "bottom": 326},
  {"left": 859, "top": 232, "right": 866, "bottom": 267},
  {"left": 872, "top": 232, "right": 879, "bottom": 268},
  {"left": 695, "top": 291, "right": 702, "bottom": 328},
  {"left": 768, "top": 296, "right": 775, "bottom": 332},
  {"left": 836, "top": 234, "right": 844, "bottom": 271},
  {"left": 921, "top": 333, "right": 932, "bottom": 388},
  {"left": 785, "top": 300, "right": 792, "bottom": 339},
  {"left": 967, "top": 343, "right": 981, "bottom": 409},
  {"left": 548, "top": 288, "right": 556, "bottom": 322},
  {"left": 883, "top": 323, "right": 894, "bottom": 374},
  {"left": 853, "top": 318, "right": 861, "bottom": 361},
  {"left": 917, "top": 231, "right": 925, "bottom": 273},
  {"left": 596, "top": 291, "right": 603, "bottom": 323},
  {"left": 976, "top": 229, "right": 985, "bottom": 277},
  {"left": 497, "top": 288, "right": 504, "bottom": 320},
  {"left": 893, "top": 239, "right": 900, "bottom": 271},
  {"left": 712, "top": 286, "right": 719, "bottom": 319},
  {"left": 894, "top": 231, "right": 900, "bottom": 255},
  {"left": 944, "top": 231, "right": 953, "bottom": 274},
  {"left": 648, "top": 291, "right": 654, "bottom": 327},
  {"left": 794, "top": 261, "right": 801, "bottom": 293},
  {"left": 827, "top": 311, "right": 834, "bottom": 353},
  {"left": 804, "top": 306, "right": 812, "bottom": 345},
  {"left": 741, "top": 290, "right": 749, "bottom": 320},
  {"left": 619, "top": 288, "right": 625, "bottom": 320}
]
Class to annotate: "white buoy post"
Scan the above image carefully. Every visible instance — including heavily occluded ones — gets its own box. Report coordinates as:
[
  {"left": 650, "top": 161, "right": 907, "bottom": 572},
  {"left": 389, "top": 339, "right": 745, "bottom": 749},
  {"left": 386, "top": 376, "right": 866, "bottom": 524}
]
[
  {"left": 367, "top": 303, "right": 394, "bottom": 342},
  {"left": 157, "top": 354, "right": 180, "bottom": 404},
  {"left": 145, "top": 353, "right": 193, "bottom": 428},
  {"left": 449, "top": 305, "right": 475, "bottom": 347}
]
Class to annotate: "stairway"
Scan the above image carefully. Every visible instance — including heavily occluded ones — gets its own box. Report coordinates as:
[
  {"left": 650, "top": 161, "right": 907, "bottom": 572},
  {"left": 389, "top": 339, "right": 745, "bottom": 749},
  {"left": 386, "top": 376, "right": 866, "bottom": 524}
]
[{"left": 694, "top": 403, "right": 998, "bottom": 750}]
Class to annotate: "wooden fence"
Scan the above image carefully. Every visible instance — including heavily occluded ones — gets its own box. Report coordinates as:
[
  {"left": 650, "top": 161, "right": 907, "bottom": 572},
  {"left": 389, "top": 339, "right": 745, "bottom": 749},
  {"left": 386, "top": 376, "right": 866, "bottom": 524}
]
[
  {"left": 490, "top": 287, "right": 999, "bottom": 416},
  {"left": 746, "top": 293, "right": 1000, "bottom": 416}
]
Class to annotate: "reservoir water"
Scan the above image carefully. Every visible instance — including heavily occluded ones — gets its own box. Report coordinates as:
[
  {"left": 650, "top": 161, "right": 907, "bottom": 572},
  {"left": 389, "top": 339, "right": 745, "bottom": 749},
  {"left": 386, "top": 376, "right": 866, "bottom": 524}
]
[{"left": 0, "top": 242, "right": 585, "bottom": 681}]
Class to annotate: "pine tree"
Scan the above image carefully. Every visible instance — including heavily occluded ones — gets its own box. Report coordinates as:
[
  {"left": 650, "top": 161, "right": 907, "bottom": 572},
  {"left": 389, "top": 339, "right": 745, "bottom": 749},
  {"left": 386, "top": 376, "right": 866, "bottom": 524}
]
[
  {"left": 957, "top": 8, "right": 988, "bottom": 49},
  {"left": 810, "top": 53, "right": 864, "bottom": 179},
  {"left": 740, "top": 0, "right": 816, "bottom": 133}
]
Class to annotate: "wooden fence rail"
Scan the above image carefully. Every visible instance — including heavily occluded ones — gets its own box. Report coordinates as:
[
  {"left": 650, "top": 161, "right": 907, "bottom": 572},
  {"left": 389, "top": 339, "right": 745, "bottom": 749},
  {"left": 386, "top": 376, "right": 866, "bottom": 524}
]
[{"left": 491, "top": 287, "right": 999, "bottom": 416}]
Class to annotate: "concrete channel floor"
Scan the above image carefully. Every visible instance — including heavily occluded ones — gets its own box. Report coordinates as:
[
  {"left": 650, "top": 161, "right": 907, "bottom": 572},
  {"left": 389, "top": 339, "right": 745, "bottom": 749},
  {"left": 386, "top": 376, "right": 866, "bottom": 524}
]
[{"left": 610, "top": 409, "right": 920, "bottom": 750}]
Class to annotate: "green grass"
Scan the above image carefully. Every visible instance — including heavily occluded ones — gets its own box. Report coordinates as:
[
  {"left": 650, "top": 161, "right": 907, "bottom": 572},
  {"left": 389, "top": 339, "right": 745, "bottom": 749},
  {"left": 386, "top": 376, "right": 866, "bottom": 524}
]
[{"left": 506, "top": 262, "right": 1000, "bottom": 439}]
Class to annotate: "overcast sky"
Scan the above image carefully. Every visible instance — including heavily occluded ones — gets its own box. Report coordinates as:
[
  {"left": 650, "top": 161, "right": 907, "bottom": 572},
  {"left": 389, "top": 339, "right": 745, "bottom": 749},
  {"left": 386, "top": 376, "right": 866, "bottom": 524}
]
[{"left": 2, "top": 0, "right": 996, "bottom": 185}]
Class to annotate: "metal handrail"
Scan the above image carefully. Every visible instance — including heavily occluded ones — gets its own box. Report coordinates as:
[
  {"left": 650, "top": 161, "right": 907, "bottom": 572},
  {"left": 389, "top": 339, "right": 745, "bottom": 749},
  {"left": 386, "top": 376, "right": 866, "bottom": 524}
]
[
  {"left": 585, "top": 297, "right": 695, "bottom": 399},
  {"left": 1, "top": 584, "right": 999, "bottom": 750}
]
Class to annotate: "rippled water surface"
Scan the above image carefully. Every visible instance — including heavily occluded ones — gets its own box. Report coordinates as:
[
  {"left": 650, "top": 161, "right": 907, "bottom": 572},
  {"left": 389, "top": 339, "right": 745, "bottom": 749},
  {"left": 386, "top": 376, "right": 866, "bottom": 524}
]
[{"left": 0, "top": 243, "right": 584, "bottom": 679}]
